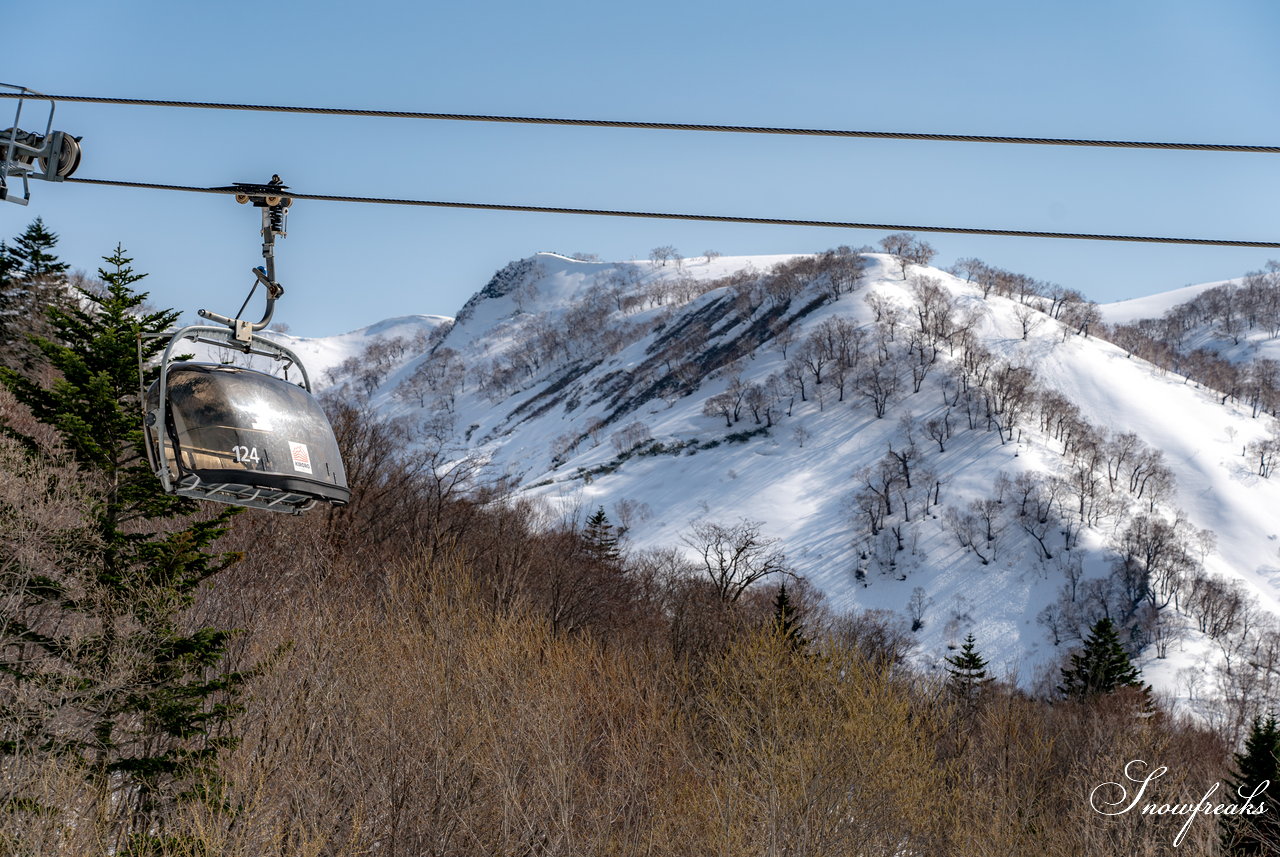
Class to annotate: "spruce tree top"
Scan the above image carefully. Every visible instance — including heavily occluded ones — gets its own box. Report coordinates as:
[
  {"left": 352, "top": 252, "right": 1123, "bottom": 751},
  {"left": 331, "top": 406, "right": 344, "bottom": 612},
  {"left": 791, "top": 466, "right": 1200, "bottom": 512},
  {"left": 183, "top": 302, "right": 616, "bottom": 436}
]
[
  {"left": 945, "top": 633, "right": 993, "bottom": 702},
  {"left": 7, "top": 217, "right": 70, "bottom": 282},
  {"left": 0, "top": 240, "right": 15, "bottom": 285},
  {"left": 772, "top": 581, "right": 806, "bottom": 650},
  {"left": 946, "top": 634, "right": 991, "bottom": 682},
  {"left": 583, "top": 506, "right": 621, "bottom": 562},
  {"left": 1221, "top": 714, "right": 1280, "bottom": 855},
  {"left": 1058, "top": 617, "right": 1150, "bottom": 701},
  {"left": 1, "top": 245, "right": 197, "bottom": 523},
  {"left": 1231, "top": 715, "right": 1280, "bottom": 792},
  {"left": 0, "top": 220, "right": 72, "bottom": 371}
]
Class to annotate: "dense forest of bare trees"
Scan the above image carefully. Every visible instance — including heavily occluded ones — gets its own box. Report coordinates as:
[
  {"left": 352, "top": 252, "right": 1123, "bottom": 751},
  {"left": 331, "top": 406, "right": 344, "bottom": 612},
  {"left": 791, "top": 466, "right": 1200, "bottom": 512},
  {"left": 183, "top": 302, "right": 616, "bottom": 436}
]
[{"left": 4, "top": 391, "right": 1235, "bottom": 855}]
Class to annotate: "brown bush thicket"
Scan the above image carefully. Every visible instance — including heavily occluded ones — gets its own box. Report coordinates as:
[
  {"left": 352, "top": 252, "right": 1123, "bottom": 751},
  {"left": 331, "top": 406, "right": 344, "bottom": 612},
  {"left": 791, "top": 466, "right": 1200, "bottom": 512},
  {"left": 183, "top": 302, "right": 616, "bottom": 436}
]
[
  {"left": 158, "top": 541, "right": 1236, "bottom": 857},
  {"left": 111, "top": 395, "right": 1239, "bottom": 857},
  {"left": 5, "top": 443, "right": 1245, "bottom": 857},
  {"left": 9, "top": 526, "right": 1236, "bottom": 857}
]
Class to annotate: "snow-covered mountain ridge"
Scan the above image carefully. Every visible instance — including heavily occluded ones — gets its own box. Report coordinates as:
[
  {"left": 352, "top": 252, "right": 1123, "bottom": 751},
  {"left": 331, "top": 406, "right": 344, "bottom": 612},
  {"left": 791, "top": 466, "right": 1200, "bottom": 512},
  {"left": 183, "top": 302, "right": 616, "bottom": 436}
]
[
  {"left": 1101, "top": 265, "right": 1280, "bottom": 370},
  {"left": 289, "top": 250, "right": 1280, "bottom": 711}
]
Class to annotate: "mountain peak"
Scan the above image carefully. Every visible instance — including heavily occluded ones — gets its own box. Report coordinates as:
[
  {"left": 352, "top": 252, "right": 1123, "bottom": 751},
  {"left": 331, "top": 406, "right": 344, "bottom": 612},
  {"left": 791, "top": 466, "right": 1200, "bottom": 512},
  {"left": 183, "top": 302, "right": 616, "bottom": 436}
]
[{"left": 310, "top": 248, "right": 1280, "bottom": 705}]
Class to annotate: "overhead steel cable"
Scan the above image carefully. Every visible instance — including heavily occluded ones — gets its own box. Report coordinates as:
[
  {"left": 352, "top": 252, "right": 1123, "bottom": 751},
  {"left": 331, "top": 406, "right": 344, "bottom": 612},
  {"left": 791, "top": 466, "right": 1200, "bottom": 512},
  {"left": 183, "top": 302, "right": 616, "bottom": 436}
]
[
  {"left": 3, "top": 91, "right": 1279, "bottom": 153},
  {"left": 64, "top": 176, "right": 1280, "bottom": 249}
]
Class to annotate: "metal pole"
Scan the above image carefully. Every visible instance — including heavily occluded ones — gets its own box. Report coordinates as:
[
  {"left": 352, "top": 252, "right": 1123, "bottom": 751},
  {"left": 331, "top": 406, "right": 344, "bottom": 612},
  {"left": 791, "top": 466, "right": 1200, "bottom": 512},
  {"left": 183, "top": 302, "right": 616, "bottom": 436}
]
[{"left": 261, "top": 205, "right": 276, "bottom": 284}]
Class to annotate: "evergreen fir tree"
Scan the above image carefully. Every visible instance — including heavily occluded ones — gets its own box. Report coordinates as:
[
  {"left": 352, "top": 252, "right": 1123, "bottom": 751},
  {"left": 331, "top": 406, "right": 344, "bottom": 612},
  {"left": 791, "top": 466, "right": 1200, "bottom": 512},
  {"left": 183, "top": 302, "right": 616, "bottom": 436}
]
[
  {"left": 1221, "top": 715, "right": 1280, "bottom": 855},
  {"left": 0, "top": 238, "right": 15, "bottom": 299},
  {"left": 0, "top": 245, "right": 248, "bottom": 852},
  {"left": 583, "top": 506, "right": 621, "bottom": 563},
  {"left": 0, "top": 240, "right": 16, "bottom": 357},
  {"left": 0, "top": 219, "right": 71, "bottom": 370},
  {"left": 945, "top": 633, "right": 993, "bottom": 705},
  {"left": 6, "top": 217, "right": 71, "bottom": 282},
  {"left": 1057, "top": 617, "right": 1152, "bottom": 705},
  {"left": 772, "top": 582, "right": 806, "bottom": 650}
]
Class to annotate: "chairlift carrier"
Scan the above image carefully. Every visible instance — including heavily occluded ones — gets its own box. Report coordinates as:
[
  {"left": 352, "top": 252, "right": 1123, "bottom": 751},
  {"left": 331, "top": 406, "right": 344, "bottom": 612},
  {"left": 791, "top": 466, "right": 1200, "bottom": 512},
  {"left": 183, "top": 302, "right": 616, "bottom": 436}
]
[{"left": 141, "top": 179, "right": 350, "bottom": 514}]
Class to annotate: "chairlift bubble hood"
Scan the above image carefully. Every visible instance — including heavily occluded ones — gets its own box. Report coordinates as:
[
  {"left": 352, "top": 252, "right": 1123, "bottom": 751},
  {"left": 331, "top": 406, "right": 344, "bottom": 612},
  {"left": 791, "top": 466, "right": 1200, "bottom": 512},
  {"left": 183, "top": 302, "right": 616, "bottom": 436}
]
[{"left": 143, "top": 326, "right": 350, "bottom": 513}]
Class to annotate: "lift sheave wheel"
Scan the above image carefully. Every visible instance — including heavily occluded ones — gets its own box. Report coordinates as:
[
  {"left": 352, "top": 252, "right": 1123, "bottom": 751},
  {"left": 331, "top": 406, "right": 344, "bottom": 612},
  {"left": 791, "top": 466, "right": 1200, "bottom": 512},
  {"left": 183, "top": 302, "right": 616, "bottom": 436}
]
[
  {"left": 1, "top": 84, "right": 82, "bottom": 205},
  {"left": 145, "top": 362, "right": 350, "bottom": 513}
]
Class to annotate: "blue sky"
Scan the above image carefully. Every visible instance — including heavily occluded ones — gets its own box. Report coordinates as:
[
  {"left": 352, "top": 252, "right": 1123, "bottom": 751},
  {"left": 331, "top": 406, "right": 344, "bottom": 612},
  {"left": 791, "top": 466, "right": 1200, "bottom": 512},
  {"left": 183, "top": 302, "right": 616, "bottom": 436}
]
[{"left": 5, "top": 0, "right": 1280, "bottom": 336}]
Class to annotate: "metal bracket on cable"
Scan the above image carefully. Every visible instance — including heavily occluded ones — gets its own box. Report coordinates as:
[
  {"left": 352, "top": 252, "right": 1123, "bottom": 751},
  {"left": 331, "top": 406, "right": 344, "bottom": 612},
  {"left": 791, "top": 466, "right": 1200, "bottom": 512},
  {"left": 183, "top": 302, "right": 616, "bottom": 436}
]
[{"left": 198, "top": 176, "right": 292, "bottom": 342}]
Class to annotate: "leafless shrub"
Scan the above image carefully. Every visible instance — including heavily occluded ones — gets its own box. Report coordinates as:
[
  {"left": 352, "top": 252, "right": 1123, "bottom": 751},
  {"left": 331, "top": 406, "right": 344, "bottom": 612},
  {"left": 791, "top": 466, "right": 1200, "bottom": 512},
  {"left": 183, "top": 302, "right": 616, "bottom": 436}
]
[{"left": 682, "top": 518, "right": 794, "bottom": 603}]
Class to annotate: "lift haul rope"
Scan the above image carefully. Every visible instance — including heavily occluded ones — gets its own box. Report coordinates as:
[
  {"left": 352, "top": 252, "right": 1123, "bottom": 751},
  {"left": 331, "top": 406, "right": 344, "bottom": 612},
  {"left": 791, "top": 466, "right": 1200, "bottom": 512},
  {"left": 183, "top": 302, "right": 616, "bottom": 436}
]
[
  {"left": 2, "top": 90, "right": 1279, "bottom": 153},
  {"left": 2, "top": 92, "right": 1280, "bottom": 156},
  {"left": 11, "top": 90, "right": 1278, "bottom": 247},
  {"left": 65, "top": 177, "right": 1280, "bottom": 249}
]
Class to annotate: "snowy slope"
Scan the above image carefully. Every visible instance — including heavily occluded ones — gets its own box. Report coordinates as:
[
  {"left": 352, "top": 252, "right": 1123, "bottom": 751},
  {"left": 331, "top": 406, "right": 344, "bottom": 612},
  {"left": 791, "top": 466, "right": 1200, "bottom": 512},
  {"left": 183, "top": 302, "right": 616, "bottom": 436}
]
[
  {"left": 312, "top": 251, "right": 1280, "bottom": 701},
  {"left": 276, "top": 315, "right": 452, "bottom": 383},
  {"left": 179, "top": 314, "right": 451, "bottom": 387},
  {"left": 1100, "top": 273, "right": 1280, "bottom": 367},
  {"left": 1100, "top": 280, "right": 1236, "bottom": 326}
]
